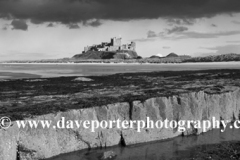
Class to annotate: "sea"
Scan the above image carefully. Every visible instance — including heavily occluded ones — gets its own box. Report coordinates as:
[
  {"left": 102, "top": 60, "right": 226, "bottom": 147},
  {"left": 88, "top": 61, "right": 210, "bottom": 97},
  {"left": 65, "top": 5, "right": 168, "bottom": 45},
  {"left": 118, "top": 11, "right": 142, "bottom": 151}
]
[{"left": 1, "top": 62, "right": 240, "bottom": 79}]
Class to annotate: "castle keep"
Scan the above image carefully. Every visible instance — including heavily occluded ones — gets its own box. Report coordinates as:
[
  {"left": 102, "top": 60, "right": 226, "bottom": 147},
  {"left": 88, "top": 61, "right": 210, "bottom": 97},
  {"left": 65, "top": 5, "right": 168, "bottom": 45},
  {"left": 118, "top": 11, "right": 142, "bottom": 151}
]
[{"left": 83, "top": 37, "right": 136, "bottom": 53}]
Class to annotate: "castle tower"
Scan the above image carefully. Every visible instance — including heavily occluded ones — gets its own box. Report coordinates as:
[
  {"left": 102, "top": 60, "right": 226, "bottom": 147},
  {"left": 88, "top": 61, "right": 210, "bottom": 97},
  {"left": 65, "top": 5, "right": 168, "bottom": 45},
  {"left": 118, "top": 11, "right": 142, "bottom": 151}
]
[
  {"left": 130, "top": 42, "right": 136, "bottom": 51},
  {"left": 84, "top": 46, "right": 89, "bottom": 52},
  {"left": 111, "top": 37, "right": 122, "bottom": 46}
]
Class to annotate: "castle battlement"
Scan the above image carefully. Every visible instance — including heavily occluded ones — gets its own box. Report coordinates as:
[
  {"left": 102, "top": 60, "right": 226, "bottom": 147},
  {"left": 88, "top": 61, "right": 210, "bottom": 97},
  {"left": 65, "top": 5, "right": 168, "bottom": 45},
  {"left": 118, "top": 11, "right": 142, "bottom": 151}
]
[{"left": 83, "top": 37, "right": 136, "bottom": 53}]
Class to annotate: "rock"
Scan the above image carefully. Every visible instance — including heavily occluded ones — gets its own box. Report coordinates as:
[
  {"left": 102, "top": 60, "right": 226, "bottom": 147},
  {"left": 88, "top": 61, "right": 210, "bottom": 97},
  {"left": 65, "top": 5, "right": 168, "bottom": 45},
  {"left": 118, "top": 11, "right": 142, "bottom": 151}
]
[
  {"left": 1, "top": 89, "right": 240, "bottom": 160},
  {"left": 101, "top": 151, "right": 117, "bottom": 159},
  {"left": 72, "top": 77, "right": 93, "bottom": 81}
]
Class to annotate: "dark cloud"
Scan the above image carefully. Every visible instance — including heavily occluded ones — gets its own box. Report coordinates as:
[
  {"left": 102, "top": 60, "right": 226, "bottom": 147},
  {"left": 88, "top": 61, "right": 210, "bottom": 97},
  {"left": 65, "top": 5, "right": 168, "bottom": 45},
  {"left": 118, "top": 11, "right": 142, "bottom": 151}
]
[
  {"left": 167, "top": 26, "right": 188, "bottom": 34},
  {"left": 0, "top": 13, "right": 13, "bottom": 20},
  {"left": 147, "top": 30, "right": 158, "bottom": 38},
  {"left": 167, "top": 18, "right": 196, "bottom": 26},
  {"left": 88, "top": 20, "right": 101, "bottom": 27},
  {"left": 2, "top": 26, "right": 7, "bottom": 30},
  {"left": 11, "top": 20, "right": 28, "bottom": 31},
  {"left": 67, "top": 23, "right": 80, "bottom": 29},
  {"left": 83, "top": 19, "right": 102, "bottom": 27},
  {"left": 47, "top": 23, "right": 55, "bottom": 27},
  {"left": 30, "top": 19, "right": 43, "bottom": 25},
  {"left": 0, "top": 0, "right": 240, "bottom": 25},
  {"left": 211, "top": 24, "right": 217, "bottom": 27},
  {"left": 232, "top": 20, "right": 240, "bottom": 24}
]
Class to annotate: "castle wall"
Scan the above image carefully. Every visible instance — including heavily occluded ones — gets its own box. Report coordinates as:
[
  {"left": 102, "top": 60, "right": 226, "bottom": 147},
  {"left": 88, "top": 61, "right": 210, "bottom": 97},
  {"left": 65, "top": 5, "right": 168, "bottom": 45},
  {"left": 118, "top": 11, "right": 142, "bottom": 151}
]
[
  {"left": 113, "top": 38, "right": 121, "bottom": 46},
  {"left": 108, "top": 46, "right": 119, "bottom": 51},
  {"left": 83, "top": 38, "right": 135, "bottom": 52}
]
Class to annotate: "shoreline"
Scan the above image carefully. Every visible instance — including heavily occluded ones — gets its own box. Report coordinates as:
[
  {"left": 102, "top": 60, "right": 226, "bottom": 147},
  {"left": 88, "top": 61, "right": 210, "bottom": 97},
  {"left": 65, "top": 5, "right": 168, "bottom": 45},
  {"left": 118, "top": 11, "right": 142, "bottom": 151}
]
[
  {"left": 1, "top": 61, "right": 240, "bottom": 65},
  {"left": 1, "top": 61, "right": 240, "bottom": 80}
]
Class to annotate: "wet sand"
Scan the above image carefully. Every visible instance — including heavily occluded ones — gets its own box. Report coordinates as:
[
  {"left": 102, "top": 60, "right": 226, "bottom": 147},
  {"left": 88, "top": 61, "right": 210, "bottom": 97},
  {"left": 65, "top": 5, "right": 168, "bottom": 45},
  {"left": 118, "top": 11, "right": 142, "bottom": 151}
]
[
  {"left": 1, "top": 62, "right": 240, "bottom": 79},
  {"left": 0, "top": 72, "right": 41, "bottom": 79}
]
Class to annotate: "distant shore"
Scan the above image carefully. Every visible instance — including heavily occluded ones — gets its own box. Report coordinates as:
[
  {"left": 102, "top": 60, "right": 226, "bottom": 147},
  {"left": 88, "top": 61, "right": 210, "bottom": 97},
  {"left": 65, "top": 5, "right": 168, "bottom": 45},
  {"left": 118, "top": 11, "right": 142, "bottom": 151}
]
[
  {"left": 2, "top": 53, "right": 240, "bottom": 64},
  {"left": 1, "top": 62, "right": 240, "bottom": 80},
  {"left": 1, "top": 61, "right": 240, "bottom": 65}
]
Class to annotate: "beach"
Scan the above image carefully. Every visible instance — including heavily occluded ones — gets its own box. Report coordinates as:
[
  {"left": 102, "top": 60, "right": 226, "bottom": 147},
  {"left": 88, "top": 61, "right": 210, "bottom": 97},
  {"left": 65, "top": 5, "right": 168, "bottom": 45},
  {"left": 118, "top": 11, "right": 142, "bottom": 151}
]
[{"left": 1, "top": 62, "right": 240, "bottom": 79}]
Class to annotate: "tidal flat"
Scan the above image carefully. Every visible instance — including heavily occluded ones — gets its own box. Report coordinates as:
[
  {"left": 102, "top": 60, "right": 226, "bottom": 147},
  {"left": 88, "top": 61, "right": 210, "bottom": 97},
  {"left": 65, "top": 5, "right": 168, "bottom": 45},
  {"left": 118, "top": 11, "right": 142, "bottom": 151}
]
[
  {"left": 1, "top": 69, "right": 240, "bottom": 120},
  {"left": 1, "top": 69, "right": 240, "bottom": 160}
]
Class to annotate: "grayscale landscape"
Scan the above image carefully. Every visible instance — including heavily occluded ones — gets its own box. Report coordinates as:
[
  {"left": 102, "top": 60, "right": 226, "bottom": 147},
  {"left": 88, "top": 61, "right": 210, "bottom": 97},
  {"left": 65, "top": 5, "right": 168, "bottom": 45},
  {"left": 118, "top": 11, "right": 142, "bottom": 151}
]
[{"left": 1, "top": 0, "right": 240, "bottom": 160}]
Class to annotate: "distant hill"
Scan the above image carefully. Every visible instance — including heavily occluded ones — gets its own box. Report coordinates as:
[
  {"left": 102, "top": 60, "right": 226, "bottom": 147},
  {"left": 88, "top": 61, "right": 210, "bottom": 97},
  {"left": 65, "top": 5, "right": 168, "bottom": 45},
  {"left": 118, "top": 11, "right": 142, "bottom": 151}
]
[
  {"left": 183, "top": 53, "right": 240, "bottom": 62},
  {"left": 149, "top": 52, "right": 190, "bottom": 58},
  {"left": 149, "top": 53, "right": 179, "bottom": 59},
  {"left": 166, "top": 52, "right": 178, "bottom": 57},
  {"left": 72, "top": 50, "right": 138, "bottom": 59},
  {"left": 146, "top": 54, "right": 191, "bottom": 63}
]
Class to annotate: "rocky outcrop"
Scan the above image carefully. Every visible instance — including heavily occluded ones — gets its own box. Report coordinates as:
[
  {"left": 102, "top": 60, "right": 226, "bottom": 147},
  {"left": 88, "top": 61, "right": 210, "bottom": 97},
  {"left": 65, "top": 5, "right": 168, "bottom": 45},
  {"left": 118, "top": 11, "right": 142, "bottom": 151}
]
[
  {"left": 1, "top": 87, "right": 240, "bottom": 160},
  {"left": 72, "top": 50, "right": 138, "bottom": 59}
]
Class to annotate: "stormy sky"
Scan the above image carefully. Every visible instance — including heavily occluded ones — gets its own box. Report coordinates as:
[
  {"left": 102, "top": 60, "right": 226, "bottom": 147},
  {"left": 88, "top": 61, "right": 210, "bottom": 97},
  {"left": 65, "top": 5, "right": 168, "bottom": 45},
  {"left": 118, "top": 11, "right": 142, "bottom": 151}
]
[{"left": 0, "top": 0, "right": 240, "bottom": 60}]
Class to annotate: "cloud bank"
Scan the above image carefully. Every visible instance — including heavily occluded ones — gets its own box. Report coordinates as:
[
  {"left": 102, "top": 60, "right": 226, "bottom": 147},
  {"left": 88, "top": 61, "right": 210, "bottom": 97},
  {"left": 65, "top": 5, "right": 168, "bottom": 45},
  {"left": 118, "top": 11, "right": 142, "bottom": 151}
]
[{"left": 0, "top": 0, "right": 240, "bottom": 25}]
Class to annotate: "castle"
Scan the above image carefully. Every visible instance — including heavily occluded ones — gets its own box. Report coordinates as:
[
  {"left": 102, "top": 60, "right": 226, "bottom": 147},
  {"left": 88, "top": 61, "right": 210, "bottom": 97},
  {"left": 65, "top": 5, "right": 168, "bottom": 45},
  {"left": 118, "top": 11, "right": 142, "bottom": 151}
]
[{"left": 83, "top": 37, "right": 136, "bottom": 53}]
